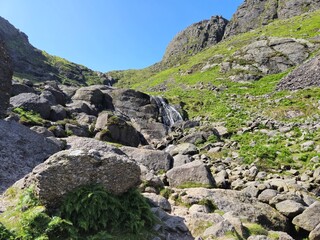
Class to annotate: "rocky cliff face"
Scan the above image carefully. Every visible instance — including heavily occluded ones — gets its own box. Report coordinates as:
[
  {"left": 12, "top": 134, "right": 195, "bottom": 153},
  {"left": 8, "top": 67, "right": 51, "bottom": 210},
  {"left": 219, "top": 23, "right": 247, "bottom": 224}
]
[
  {"left": 224, "top": 0, "right": 320, "bottom": 38},
  {"left": 0, "top": 16, "right": 104, "bottom": 85},
  {"left": 162, "top": 15, "right": 228, "bottom": 66},
  {"left": 276, "top": 53, "right": 320, "bottom": 90},
  {"left": 0, "top": 41, "right": 12, "bottom": 118}
]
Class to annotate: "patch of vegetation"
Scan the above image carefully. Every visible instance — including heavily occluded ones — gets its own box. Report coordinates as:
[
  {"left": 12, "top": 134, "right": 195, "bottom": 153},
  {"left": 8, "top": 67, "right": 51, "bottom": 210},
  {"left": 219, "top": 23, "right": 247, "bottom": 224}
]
[
  {"left": 177, "top": 182, "right": 213, "bottom": 189},
  {"left": 0, "top": 185, "right": 157, "bottom": 240},
  {"left": 12, "top": 107, "right": 46, "bottom": 126},
  {"left": 244, "top": 223, "right": 268, "bottom": 237}
]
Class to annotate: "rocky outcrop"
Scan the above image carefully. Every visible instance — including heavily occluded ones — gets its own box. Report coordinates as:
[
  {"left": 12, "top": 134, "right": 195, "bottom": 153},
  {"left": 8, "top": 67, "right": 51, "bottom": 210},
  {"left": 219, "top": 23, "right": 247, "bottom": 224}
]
[
  {"left": 221, "top": 37, "right": 314, "bottom": 81},
  {"left": 0, "top": 41, "right": 12, "bottom": 118},
  {"left": 0, "top": 120, "right": 61, "bottom": 192},
  {"left": 20, "top": 148, "right": 141, "bottom": 208},
  {"left": 276, "top": 54, "right": 320, "bottom": 91},
  {"left": 162, "top": 15, "right": 228, "bottom": 66},
  {"left": 224, "top": 0, "right": 320, "bottom": 38}
]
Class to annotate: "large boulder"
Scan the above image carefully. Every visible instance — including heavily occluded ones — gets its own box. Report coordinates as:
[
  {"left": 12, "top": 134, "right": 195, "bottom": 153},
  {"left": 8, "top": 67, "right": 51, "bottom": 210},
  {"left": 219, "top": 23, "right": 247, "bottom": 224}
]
[
  {"left": 162, "top": 15, "right": 228, "bottom": 66},
  {"left": 20, "top": 148, "right": 141, "bottom": 208},
  {"left": 120, "top": 146, "right": 173, "bottom": 172},
  {"left": 223, "top": 0, "right": 320, "bottom": 38},
  {"left": 95, "top": 114, "right": 141, "bottom": 147},
  {"left": 0, "top": 120, "right": 61, "bottom": 192},
  {"left": 108, "top": 88, "right": 158, "bottom": 120},
  {"left": 166, "top": 160, "right": 216, "bottom": 188},
  {"left": 71, "top": 85, "right": 113, "bottom": 111},
  {"left": 276, "top": 54, "right": 320, "bottom": 91},
  {"left": 0, "top": 41, "right": 12, "bottom": 118},
  {"left": 292, "top": 201, "right": 320, "bottom": 232},
  {"left": 10, "top": 93, "right": 52, "bottom": 119}
]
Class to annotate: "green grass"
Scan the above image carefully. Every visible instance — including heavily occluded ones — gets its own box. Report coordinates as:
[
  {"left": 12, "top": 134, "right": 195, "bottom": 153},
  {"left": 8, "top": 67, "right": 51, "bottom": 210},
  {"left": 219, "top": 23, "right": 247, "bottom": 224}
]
[{"left": 12, "top": 107, "right": 46, "bottom": 126}]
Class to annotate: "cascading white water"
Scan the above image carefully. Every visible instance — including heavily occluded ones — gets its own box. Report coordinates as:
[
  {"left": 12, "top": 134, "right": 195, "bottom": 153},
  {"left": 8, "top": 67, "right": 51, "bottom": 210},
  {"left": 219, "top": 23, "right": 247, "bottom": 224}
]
[{"left": 152, "top": 96, "right": 183, "bottom": 127}]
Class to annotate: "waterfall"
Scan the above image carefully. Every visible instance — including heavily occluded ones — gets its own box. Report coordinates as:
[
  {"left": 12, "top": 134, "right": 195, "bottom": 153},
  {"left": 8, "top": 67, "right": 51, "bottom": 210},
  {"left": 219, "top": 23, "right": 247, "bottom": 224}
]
[{"left": 152, "top": 96, "right": 183, "bottom": 127}]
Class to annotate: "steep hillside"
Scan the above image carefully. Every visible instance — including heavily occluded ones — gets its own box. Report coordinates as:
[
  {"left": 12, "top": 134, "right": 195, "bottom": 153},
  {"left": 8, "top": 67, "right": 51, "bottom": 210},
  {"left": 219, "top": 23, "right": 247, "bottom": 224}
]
[{"left": 0, "top": 16, "right": 105, "bottom": 85}]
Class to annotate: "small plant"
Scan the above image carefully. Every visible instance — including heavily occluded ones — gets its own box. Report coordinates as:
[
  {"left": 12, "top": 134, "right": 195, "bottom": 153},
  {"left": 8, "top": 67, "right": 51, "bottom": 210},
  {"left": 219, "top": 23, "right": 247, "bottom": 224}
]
[
  {"left": 160, "top": 188, "right": 173, "bottom": 199},
  {"left": 12, "top": 107, "right": 45, "bottom": 126}
]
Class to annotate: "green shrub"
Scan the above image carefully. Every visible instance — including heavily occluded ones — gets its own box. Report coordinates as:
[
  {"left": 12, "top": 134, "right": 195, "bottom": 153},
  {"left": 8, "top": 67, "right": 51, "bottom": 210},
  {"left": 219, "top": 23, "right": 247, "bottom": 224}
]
[{"left": 60, "top": 184, "right": 157, "bottom": 238}]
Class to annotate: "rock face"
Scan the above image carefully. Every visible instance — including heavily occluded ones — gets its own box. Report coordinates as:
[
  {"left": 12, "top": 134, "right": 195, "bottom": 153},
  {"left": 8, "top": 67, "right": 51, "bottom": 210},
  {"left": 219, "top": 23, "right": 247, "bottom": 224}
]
[
  {"left": 221, "top": 37, "right": 313, "bottom": 81},
  {"left": 276, "top": 54, "right": 320, "bottom": 91},
  {"left": 20, "top": 148, "right": 141, "bottom": 208},
  {"left": 162, "top": 15, "right": 228, "bottom": 66},
  {"left": 0, "top": 41, "right": 12, "bottom": 118},
  {"left": 224, "top": 0, "right": 320, "bottom": 38},
  {"left": 0, "top": 120, "right": 61, "bottom": 192}
]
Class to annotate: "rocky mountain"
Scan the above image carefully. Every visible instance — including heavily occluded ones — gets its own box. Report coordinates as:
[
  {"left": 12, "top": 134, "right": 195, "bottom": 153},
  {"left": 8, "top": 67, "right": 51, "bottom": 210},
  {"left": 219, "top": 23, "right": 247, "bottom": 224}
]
[
  {"left": 223, "top": 0, "right": 320, "bottom": 39},
  {"left": 162, "top": 15, "right": 228, "bottom": 66},
  {"left": 1, "top": 1, "right": 320, "bottom": 240},
  {"left": 0, "top": 16, "right": 107, "bottom": 85},
  {"left": 0, "top": 41, "right": 12, "bottom": 118}
]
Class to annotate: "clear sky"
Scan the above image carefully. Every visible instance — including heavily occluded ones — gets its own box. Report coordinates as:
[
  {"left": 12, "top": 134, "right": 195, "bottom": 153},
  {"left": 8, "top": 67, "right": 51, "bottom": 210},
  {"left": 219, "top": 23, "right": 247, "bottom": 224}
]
[{"left": 0, "top": 0, "right": 243, "bottom": 72}]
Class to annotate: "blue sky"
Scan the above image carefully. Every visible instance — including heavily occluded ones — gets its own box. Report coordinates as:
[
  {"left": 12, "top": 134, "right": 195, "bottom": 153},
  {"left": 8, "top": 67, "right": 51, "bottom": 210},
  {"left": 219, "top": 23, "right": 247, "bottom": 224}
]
[{"left": 0, "top": 0, "right": 243, "bottom": 72}]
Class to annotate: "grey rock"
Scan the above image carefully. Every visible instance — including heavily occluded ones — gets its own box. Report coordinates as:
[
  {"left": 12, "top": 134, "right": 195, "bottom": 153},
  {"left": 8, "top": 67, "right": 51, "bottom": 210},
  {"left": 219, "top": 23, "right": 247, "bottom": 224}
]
[
  {"left": 121, "top": 146, "right": 173, "bottom": 173},
  {"left": 173, "top": 154, "right": 193, "bottom": 167},
  {"left": 163, "top": 15, "right": 228, "bottom": 66},
  {"left": 21, "top": 148, "right": 140, "bottom": 208},
  {"left": 49, "top": 105, "right": 67, "bottom": 121},
  {"left": 224, "top": 0, "right": 320, "bottom": 38},
  {"left": 0, "top": 120, "right": 60, "bottom": 192},
  {"left": 258, "top": 189, "right": 278, "bottom": 203},
  {"left": 309, "top": 223, "right": 320, "bottom": 240},
  {"left": 143, "top": 193, "right": 171, "bottom": 212},
  {"left": 183, "top": 188, "right": 290, "bottom": 231},
  {"left": 0, "top": 40, "right": 13, "bottom": 119},
  {"left": 188, "top": 204, "right": 211, "bottom": 214},
  {"left": 203, "top": 219, "right": 235, "bottom": 238},
  {"left": 95, "top": 117, "right": 141, "bottom": 147},
  {"left": 11, "top": 82, "right": 34, "bottom": 96},
  {"left": 44, "top": 85, "right": 67, "bottom": 106},
  {"left": 71, "top": 85, "right": 113, "bottom": 111},
  {"left": 242, "top": 186, "right": 260, "bottom": 198},
  {"left": 292, "top": 201, "right": 320, "bottom": 231},
  {"left": 66, "top": 100, "right": 97, "bottom": 116},
  {"left": 65, "top": 123, "right": 89, "bottom": 137},
  {"left": 222, "top": 37, "right": 312, "bottom": 81},
  {"left": 10, "top": 93, "right": 51, "bottom": 119},
  {"left": 167, "top": 143, "right": 199, "bottom": 156},
  {"left": 30, "top": 126, "right": 54, "bottom": 138},
  {"left": 166, "top": 160, "right": 216, "bottom": 188},
  {"left": 247, "top": 236, "right": 269, "bottom": 240},
  {"left": 275, "top": 200, "right": 306, "bottom": 218}
]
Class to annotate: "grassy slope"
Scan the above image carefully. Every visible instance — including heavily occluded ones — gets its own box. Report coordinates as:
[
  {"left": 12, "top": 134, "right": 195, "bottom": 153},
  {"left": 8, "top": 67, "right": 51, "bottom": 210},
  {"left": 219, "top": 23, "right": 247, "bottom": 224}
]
[{"left": 111, "top": 10, "right": 320, "bottom": 170}]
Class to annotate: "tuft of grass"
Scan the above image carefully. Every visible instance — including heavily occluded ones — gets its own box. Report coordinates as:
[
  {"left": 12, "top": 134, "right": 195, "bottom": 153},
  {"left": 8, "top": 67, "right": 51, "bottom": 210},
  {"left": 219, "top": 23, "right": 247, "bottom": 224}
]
[{"left": 12, "top": 107, "right": 46, "bottom": 126}]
